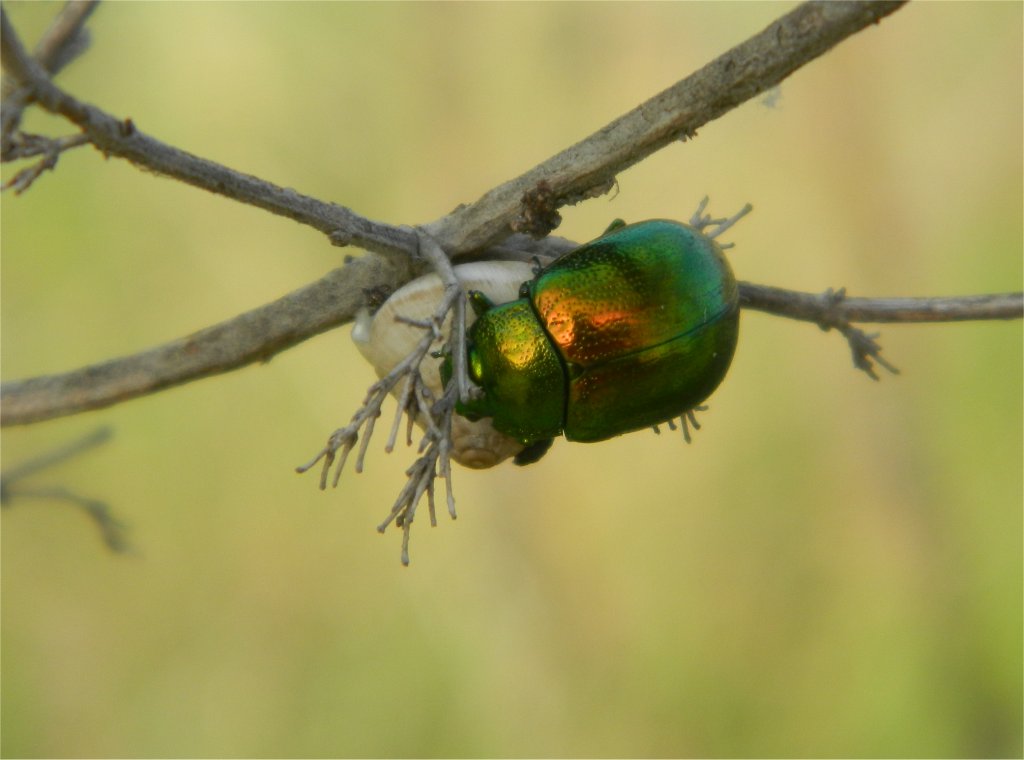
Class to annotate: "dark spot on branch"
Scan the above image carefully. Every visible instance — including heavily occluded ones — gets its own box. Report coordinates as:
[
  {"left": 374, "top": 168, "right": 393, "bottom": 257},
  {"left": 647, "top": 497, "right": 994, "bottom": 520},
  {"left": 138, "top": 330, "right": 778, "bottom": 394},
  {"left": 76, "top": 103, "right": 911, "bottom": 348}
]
[
  {"left": 362, "top": 284, "right": 393, "bottom": 311},
  {"left": 512, "top": 180, "right": 562, "bottom": 238},
  {"left": 329, "top": 230, "right": 353, "bottom": 247},
  {"left": 814, "top": 287, "right": 849, "bottom": 331}
]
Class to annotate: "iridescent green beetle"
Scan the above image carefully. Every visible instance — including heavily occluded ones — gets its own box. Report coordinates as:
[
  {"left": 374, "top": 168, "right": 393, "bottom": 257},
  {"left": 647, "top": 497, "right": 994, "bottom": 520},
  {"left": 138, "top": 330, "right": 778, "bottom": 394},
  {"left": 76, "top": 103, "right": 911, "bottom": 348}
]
[{"left": 447, "top": 218, "right": 740, "bottom": 463}]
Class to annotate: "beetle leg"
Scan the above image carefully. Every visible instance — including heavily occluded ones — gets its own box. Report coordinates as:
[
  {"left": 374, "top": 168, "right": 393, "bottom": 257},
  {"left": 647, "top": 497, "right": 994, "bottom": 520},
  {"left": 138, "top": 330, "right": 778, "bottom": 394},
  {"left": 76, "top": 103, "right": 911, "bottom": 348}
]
[
  {"left": 706, "top": 203, "right": 753, "bottom": 241},
  {"left": 513, "top": 438, "right": 554, "bottom": 466},
  {"left": 689, "top": 196, "right": 711, "bottom": 226},
  {"left": 679, "top": 405, "right": 708, "bottom": 443},
  {"left": 688, "top": 196, "right": 753, "bottom": 242},
  {"left": 412, "top": 228, "right": 482, "bottom": 405},
  {"left": 384, "top": 373, "right": 416, "bottom": 454},
  {"left": 654, "top": 405, "right": 710, "bottom": 444},
  {"left": 680, "top": 409, "right": 697, "bottom": 444}
]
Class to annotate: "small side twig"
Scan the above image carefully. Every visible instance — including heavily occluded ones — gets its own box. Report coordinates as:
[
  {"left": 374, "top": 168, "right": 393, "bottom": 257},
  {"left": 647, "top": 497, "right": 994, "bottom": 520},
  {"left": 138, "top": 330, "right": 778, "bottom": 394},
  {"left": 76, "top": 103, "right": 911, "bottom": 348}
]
[
  {"left": 1, "top": 426, "right": 130, "bottom": 552},
  {"left": 2, "top": 131, "right": 90, "bottom": 192}
]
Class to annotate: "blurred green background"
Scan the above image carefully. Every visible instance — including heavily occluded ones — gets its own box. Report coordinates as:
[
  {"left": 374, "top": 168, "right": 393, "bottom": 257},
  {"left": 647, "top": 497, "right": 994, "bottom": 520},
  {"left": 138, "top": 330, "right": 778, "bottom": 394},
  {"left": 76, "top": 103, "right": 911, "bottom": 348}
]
[{"left": 2, "top": 2, "right": 1021, "bottom": 757}]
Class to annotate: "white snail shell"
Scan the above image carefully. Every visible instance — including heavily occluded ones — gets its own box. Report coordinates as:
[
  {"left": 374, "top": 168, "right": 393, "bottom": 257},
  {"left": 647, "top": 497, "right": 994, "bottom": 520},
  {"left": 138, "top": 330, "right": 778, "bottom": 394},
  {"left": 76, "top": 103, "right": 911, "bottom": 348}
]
[{"left": 351, "top": 261, "right": 535, "bottom": 469}]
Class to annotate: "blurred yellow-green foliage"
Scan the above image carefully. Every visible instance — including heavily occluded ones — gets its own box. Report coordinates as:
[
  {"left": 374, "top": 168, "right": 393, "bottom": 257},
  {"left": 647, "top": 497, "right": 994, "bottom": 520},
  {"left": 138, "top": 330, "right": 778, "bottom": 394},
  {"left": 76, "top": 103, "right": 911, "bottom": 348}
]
[{"left": 2, "top": 2, "right": 1021, "bottom": 757}]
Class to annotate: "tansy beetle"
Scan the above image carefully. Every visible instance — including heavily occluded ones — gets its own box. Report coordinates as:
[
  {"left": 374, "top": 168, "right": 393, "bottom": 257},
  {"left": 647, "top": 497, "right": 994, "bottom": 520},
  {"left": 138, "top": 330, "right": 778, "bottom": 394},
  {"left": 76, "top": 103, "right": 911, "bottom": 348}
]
[{"left": 443, "top": 217, "right": 740, "bottom": 464}]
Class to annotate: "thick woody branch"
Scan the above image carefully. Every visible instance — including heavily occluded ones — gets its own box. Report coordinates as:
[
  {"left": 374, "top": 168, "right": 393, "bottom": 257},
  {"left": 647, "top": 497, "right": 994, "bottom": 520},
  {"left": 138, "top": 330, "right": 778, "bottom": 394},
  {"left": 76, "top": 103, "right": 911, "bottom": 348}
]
[
  {"left": 3, "top": 277, "right": 1020, "bottom": 427},
  {"left": 0, "top": 233, "right": 569, "bottom": 427},
  {"left": 0, "top": 253, "right": 413, "bottom": 426}
]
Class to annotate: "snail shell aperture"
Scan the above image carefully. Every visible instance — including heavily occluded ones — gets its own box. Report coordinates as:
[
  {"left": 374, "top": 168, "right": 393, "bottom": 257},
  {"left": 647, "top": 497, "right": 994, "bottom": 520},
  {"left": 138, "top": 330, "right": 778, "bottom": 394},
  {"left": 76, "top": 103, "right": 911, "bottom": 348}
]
[{"left": 351, "top": 261, "right": 534, "bottom": 469}]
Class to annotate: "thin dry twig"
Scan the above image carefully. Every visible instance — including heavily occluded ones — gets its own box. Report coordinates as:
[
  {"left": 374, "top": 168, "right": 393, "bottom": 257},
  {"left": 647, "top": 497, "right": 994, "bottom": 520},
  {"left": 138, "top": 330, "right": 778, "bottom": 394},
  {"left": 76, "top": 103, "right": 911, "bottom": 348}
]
[
  {"left": 739, "top": 285, "right": 1023, "bottom": 379},
  {"left": 1, "top": 0, "right": 97, "bottom": 96},
  {"left": 0, "top": 426, "right": 130, "bottom": 552}
]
